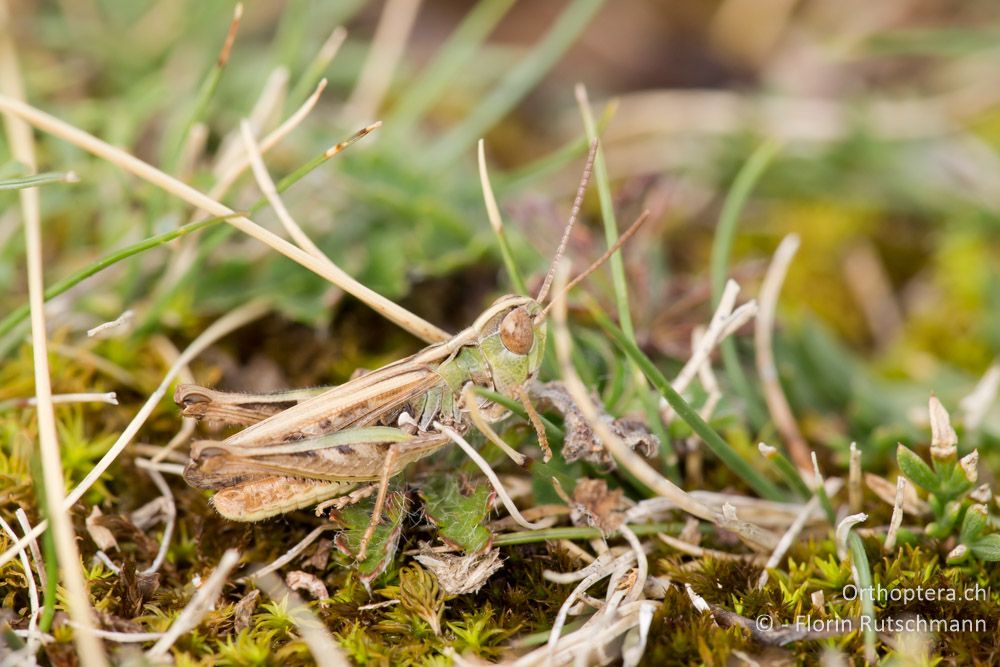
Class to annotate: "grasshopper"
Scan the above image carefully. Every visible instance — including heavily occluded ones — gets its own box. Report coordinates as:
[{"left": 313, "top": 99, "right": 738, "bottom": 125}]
[{"left": 176, "top": 143, "right": 651, "bottom": 559}]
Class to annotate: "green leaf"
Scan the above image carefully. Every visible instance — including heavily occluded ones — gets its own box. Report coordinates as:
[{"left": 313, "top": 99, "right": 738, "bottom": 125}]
[
  {"left": 896, "top": 444, "right": 938, "bottom": 493},
  {"left": 970, "top": 534, "right": 1000, "bottom": 561},
  {"left": 420, "top": 476, "right": 495, "bottom": 555},
  {"left": 332, "top": 487, "right": 408, "bottom": 584},
  {"left": 959, "top": 504, "right": 988, "bottom": 544}
]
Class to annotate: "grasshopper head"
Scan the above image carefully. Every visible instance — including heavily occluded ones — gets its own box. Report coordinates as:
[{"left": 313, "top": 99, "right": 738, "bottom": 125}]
[{"left": 474, "top": 295, "right": 546, "bottom": 395}]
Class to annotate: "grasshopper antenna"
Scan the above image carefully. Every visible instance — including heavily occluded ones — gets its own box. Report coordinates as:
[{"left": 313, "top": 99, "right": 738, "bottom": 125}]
[
  {"left": 535, "top": 139, "right": 599, "bottom": 303},
  {"left": 537, "top": 209, "right": 650, "bottom": 321}
]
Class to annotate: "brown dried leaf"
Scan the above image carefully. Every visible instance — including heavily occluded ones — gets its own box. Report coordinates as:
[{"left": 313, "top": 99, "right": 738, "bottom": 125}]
[
  {"left": 413, "top": 548, "right": 503, "bottom": 596},
  {"left": 286, "top": 570, "right": 330, "bottom": 602},
  {"left": 570, "top": 478, "right": 627, "bottom": 531},
  {"left": 233, "top": 589, "right": 260, "bottom": 633},
  {"left": 86, "top": 506, "right": 118, "bottom": 552},
  {"left": 865, "top": 473, "right": 929, "bottom": 516},
  {"left": 307, "top": 538, "right": 334, "bottom": 571}
]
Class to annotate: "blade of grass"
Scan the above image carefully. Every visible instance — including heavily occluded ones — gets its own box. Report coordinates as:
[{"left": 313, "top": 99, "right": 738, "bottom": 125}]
[
  {"left": 430, "top": 0, "right": 605, "bottom": 165},
  {"left": 711, "top": 140, "right": 781, "bottom": 428},
  {"left": 590, "top": 304, "right": 784, "bottom": 501},
  {"left": 478, "top": 139, "right": 527, "bottom": 294},
  {"left": 0, "top": 170, "right": 77, "bottom": 190},
  {"left": 847, "top": 532, "right": 877, "bottom": 662},
  {"left": 340, "top": 0, "right": 421, "bottom": 126},
  {"left": 493, "top": 522, "right": 689, "bottom": 546},
  {"left": 287, "top": 26, "right": 346, "bottom": 109},
  {"left": 0, "top": 127, "right": 349, "bottom": 342},
  {"left": 386, "top": 0, "right": 516, "bottom": 136},
  {"left": 163, "top": 3, "right": 242, "bottom": 173},
  {"left": 0, "top": 4, "right": 107, "bottom": 661},
  {"left": 576, "top": 85, "right": 634, "bottom": 341},
  {"left": 29, "top": 454, "right": 57, "bottom": 633},
  {"left": 0, "top": 215, "right": 221, "bottom": 340},
  {"left": 0, "top": 95, "right": 451, "bottom": 343}
]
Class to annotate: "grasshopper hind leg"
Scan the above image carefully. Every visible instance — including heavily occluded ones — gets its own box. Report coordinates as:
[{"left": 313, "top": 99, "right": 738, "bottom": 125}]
[{"left": 211, "top": 476, "right": 357, "bottom": 522}]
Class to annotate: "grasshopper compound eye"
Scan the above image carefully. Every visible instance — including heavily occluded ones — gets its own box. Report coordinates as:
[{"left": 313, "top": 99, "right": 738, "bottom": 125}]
[{"left": 499, "top": 307, "right": 534, "bottom": 355}]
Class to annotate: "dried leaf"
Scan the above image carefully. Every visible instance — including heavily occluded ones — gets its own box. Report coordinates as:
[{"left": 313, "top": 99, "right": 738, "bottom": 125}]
[
  {"left": 929, "top": 396, "right": 957, "bottom": 461},
  {"left": 86, "top": 506, "right": 118, "bottom": 552},
  {"left": 233, "top": 589, "right": 260, "bottom": 633},
  {"left": 865, "top": 473, "right": 929, "bottom": 516},
  {"left": 286, "top": 570, "right": 330, "bottom": 602},
  {"left": 307, "top": 538, "right": 334, "bottom": 571},
  {"left": 414, "top": 548, "right": 503, "bottom": 595},
  {"left": 570, "top": 478, "right": 627, "bottom": 531}
]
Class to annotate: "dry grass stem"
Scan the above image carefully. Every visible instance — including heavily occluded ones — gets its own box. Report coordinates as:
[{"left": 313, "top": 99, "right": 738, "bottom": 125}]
[
  {"left": 835, "top": 513, "right": 867, "bottom": 561},
  {"left": 86, "top": 309, "right": 134, "bottom": 338},
  {"left": 147, "top": 549, "right": 241, "bottom": 659},
  {"left": 238, "top": 525, "right": 334, "bottom": 584},
  {"left": 548, "top": 261, "right": 718, "bottom": 525},
  {"left": 0, "top": 391, "right": 118, "bottom": 410},
  {"left": 0, "top": 95, "right": 450, "bottom": 343},
  {"left": 848, "top": 442, "right": 862, "bottom": 514},
  {"left": 202, "top": 78, "right": 330, "bottom": 220},
  {"left": 15, "top": 508, "right": 46, "bottom": 592},
  {"left": 757, "top": 494, "right": 821, "bottom": 588},
  {"left": 341, "top": 0, "right": 422, "bottom": 125},
  {"left": 0, "top": 515, "right": 40, "bottom": 656},
  {"left": 0, "top": 4, "right": 107, "bottom": 660},
  {"left": 212, "top": 66, "right": 289, "bottom": 178},
  {"left": 755, "top": 234, "right": 810, "bottom": 471},
  {"left": 256, "top": 572, "right": 352, "bottom": 667},
  {"left": 961, "top": 361, "right": 1000, "bottom": 431},
  {"left": 241, "top": 119, "right": 334, "bottom": 261},
  {"left": 883, "top": 476, "right": 907, "bottom": 552},
  {"left": 659, "top": 532, "right": 767, "bottom": 565},
  {"left": 133, "top": 460, "right": 177, "bottom": 575}
]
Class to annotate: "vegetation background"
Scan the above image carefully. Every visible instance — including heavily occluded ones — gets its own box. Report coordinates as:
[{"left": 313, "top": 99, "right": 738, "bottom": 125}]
[{"left": 2, "top": 0, "right": 1000, "bottom": 664}]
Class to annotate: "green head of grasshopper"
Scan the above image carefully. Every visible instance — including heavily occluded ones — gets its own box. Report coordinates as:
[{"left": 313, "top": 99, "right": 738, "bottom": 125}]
[{"left": 467, "top": 294, "right": 546, "bottom": 396}]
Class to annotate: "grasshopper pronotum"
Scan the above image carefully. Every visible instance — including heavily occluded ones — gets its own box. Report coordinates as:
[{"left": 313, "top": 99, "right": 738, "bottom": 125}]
[{"left": 176, "top": 142, "right": 650, "bottom": 559}]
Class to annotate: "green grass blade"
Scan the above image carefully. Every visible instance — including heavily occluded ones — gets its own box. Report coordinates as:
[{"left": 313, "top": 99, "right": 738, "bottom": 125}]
[
  {"left": 387, "top": 0, "right": 517, "bottom": 136},
  {"left": 711, "top": 140, "right": 781, "bottom": 427},
  {"left": 578, "top": 88, "right": 634, "bottom": 341},
  {"left": 493, "top": 522, "right": 691, "bottom": 546},
  {"left": 429, "top": 0, "right": 605, "bottom": 164},
  {"left": 0, "top": 171, "right": 76, "bottom": 190},
  {"left": 592, "top": 306, "right": 785, "bottom": 501},
  {"left": 848, "top": 532, "right": 878, "bottom": 660}
]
